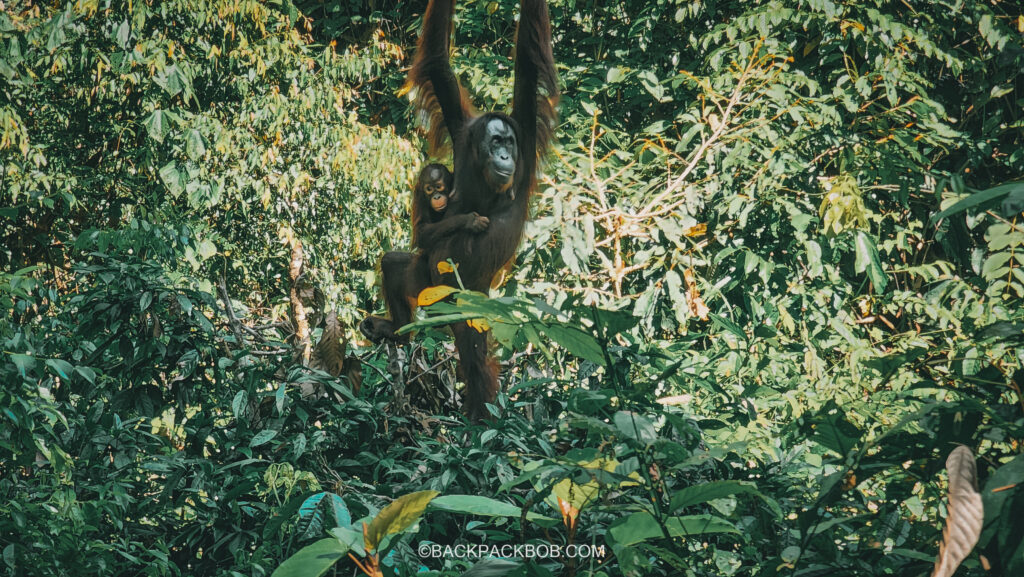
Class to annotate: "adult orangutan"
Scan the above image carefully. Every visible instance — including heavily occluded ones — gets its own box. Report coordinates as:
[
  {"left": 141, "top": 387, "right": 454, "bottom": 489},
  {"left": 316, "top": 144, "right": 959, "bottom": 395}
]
[{"left": 363, "top": 0, "right": 558, "bottom": 420}]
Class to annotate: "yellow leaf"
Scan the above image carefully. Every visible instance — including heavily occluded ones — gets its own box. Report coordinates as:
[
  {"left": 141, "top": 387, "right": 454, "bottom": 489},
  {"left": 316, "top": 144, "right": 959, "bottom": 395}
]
[
  {"left": 436, "top": 260, "right": 455, "bottom": 274},
  {"left": 683, "top": 223, "right": 707, "bottom": 237},
  {"left": 551, "top": 458, "right": 640, "bottom": 512},
  {"left": 417, "top": 285, "right": 457, "bottom": 306},
  {"left": 467, "top": 317, "right": 490, "bottom": 332},
  {"left": 365, "top": 490, "right": 439, "bottom": 552}
]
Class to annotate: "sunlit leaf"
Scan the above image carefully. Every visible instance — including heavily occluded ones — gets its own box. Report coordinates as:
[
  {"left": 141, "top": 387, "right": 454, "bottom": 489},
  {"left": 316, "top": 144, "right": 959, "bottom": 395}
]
[
  {"left": 418, "top": 285, "right": 458, "bottom": 306},
  {"left": 364, "top": 490, "right": 439, "bottom": 552}
]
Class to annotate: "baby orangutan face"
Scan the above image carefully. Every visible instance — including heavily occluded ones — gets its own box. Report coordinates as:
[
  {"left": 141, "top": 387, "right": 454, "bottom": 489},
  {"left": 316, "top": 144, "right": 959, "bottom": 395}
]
[
  {"left": 429, "top": 190, "right": 448, "bottom": 213},
  {"left": 420, "top": 164, "right": 452, "bottom": 214}
]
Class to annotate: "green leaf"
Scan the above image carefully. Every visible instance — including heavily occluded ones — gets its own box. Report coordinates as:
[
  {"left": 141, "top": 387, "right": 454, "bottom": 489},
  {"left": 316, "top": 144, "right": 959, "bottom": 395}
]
[
  {"left": 274, "top": 382, "right": 286, "bottom": 414},
  {"left": 670, "top": 481, "right": 781, "bottom": 517},
  {"left": 638, "top": 70, "right": 668, "bottom": 102},
  {"left": 889, "top": 548, "right": 938, "bottom": 562},
  {"left": 326, "top": 494, "right": 352, "bottom": 528},
  {"left": 364, "top": 490, "right": 439, "bottom": 551},
  {"left": 159, "top": 161, "right": 185, "bottom": 198},
  {"left": 980, "top": 454, "right": 1024, "bottom": 548},
  {"left": 250, "top": 430, "right": 278, "bottom": 447},
  {"left": 781, "top": 546, "right": 801, "bottom": 563},
  {"left": 606, "top": 67, "right": 625, "bottom": 83},
  {"left": 397, "top": 312, "right": 481, "bottom": 333},
  {"left": 144, "top": 110, "right": 170, "bottom": 143},
  {"left": 155, "top": 64, "right": 185, "bottom": 98},
  {"left": 613, "top": 411, "right": 657, "bottom": 444},
  {"left": 45, "top": 358, "right": 74, "bottom": 379},
  {"left": 930, "top": 181, "right": 1024, "bottom": 223},
  {"left": 609, "top": 512, "right": 738, "bottom": 548},
  {"left": 297, "top": 493, "right": 327, "bottom": 541},
  {"left": 74, "top": 366, "right": 97, "bottom": 384},
  {"left": 197, "top": 239, "right": 217, "bottom": 260},
  {"left": 328, "top": 527, "right": 365, "bottom": 556},
  {"left": 429, "top": 495, "right": 554, "bottom": 522},
  {"left": 854, "top": 231, "right": 888, "bottom": 291},
  {"left": 809, "top": 405, "right": 862, "bottom": 456},
  {"left": 270, "top": 538, "right": 348, "bottom": 577},
  {"left": 185, "top": 129, "right": 206, "bottom": 160},
  {"left": 297, "top": 492, "right": 352, "bottom": 541},
  {"left": 709, "top": 313, "right": 747, "bottom": 342},
  {"left": 115, "top": 19, "right": 130, "bottom": 47},
  {"left": 232, "top": 390, "right": 248, "bottom": 417},
  {"left": 462, "top": 558, "right": 524, "bottom": 576},
  {"left": 541, "top": 324, "right": 604, "bottom": 364},
  {"left": 10, "top": 353, "right": 36, "bottom": 377}
]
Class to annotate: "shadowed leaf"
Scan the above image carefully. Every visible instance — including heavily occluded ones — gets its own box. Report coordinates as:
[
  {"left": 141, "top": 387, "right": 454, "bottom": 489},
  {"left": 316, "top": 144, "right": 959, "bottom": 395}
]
[{"left": 931, "top": 446, "right": 983, "bottom": 577}]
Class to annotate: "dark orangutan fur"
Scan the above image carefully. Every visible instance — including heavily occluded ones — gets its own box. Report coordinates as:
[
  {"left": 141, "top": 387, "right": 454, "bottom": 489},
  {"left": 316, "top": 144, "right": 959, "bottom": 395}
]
[
  {"left": 363, "top": 0, "right": 558, "bottom": 421},
  {"left": 411, "top": 163, "right": 489, "bottom": 250},
  {"left": 359, "top": 163, "right": 488, "bottom": 344}
]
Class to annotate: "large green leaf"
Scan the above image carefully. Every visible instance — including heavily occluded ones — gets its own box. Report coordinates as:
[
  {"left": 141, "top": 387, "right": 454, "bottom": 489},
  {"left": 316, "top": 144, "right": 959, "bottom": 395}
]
[
  {"left": 429, "top": 495, "right": 554, "bottom": 522},
  {"left": 462, "top": 558, "right": 524, "bottom": 577},
  {"left": 249, "top": 430, "right": 278, "bottom": 447},
  {"left": 540, "top": 324, "right": 604, "bottom": 364},
  {"left": 670, "top": 480, "right": 781, "bottom": 517},
  {"left": 930, "top": 181, "right": 1024, "bottom": 223},
  {"left": 608, "top": 512, "right": 739, "bottom": 548},
  {"left": 144, "top": 109, "right": 170, "bottom": 143},
  {"left": 270, "top": 538, "right": 349, "bottom": 577},
  {"left": 159, "top": 161, "right": 185, "bottom": 197}
]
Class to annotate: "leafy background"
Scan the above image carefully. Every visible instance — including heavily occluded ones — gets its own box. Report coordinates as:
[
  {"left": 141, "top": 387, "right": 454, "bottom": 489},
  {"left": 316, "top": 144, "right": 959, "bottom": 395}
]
[{"left": 1, "top": 0, "right": 1023, "bottom": 575}]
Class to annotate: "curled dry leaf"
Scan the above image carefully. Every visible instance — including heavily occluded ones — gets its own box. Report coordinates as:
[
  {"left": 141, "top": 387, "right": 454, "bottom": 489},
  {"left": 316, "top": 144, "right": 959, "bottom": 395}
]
[
  {"left": 683, "top": 268, "right": 710, "bottom": 321},
  {"left": 931, "top": 445, "right": 984, "bottom": 577},
  {"left": 311, "top": 312, "right": 361, "bottom": 394},
  {"left": 312, "top": 312, "right": 346, "bottom": 376}
]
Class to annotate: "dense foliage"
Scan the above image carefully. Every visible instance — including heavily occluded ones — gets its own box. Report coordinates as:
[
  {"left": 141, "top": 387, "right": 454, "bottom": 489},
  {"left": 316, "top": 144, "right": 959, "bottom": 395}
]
[{"left": 2, "top": 1, "right": 1022, "bottom": 576}]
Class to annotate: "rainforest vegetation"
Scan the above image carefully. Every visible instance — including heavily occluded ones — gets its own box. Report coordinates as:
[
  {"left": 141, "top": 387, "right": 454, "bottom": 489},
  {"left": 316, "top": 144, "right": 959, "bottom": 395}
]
[{"left": 2, "top": 1, "right": 1023, "bottom": 575}]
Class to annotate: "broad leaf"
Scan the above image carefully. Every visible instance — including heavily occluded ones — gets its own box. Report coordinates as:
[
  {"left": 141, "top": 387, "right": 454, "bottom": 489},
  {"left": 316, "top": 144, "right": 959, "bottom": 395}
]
[
  {"left": 670, "top": 480, "right": 781, "bottom": 517},
  {"left": 429, "top": 495, "right": 554, "bottom": 522},
  {"left": 854, "top": 231, "right": 888, "bottom": 292},
  {"left": 364, "top": 490, "right": 439, "bottom": 552},
  {"left": 270, "top": 538, "right": 348, "bottom": 577},
  {"left": 609, "top": 512, "right": 738, "bottom": 548}
]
